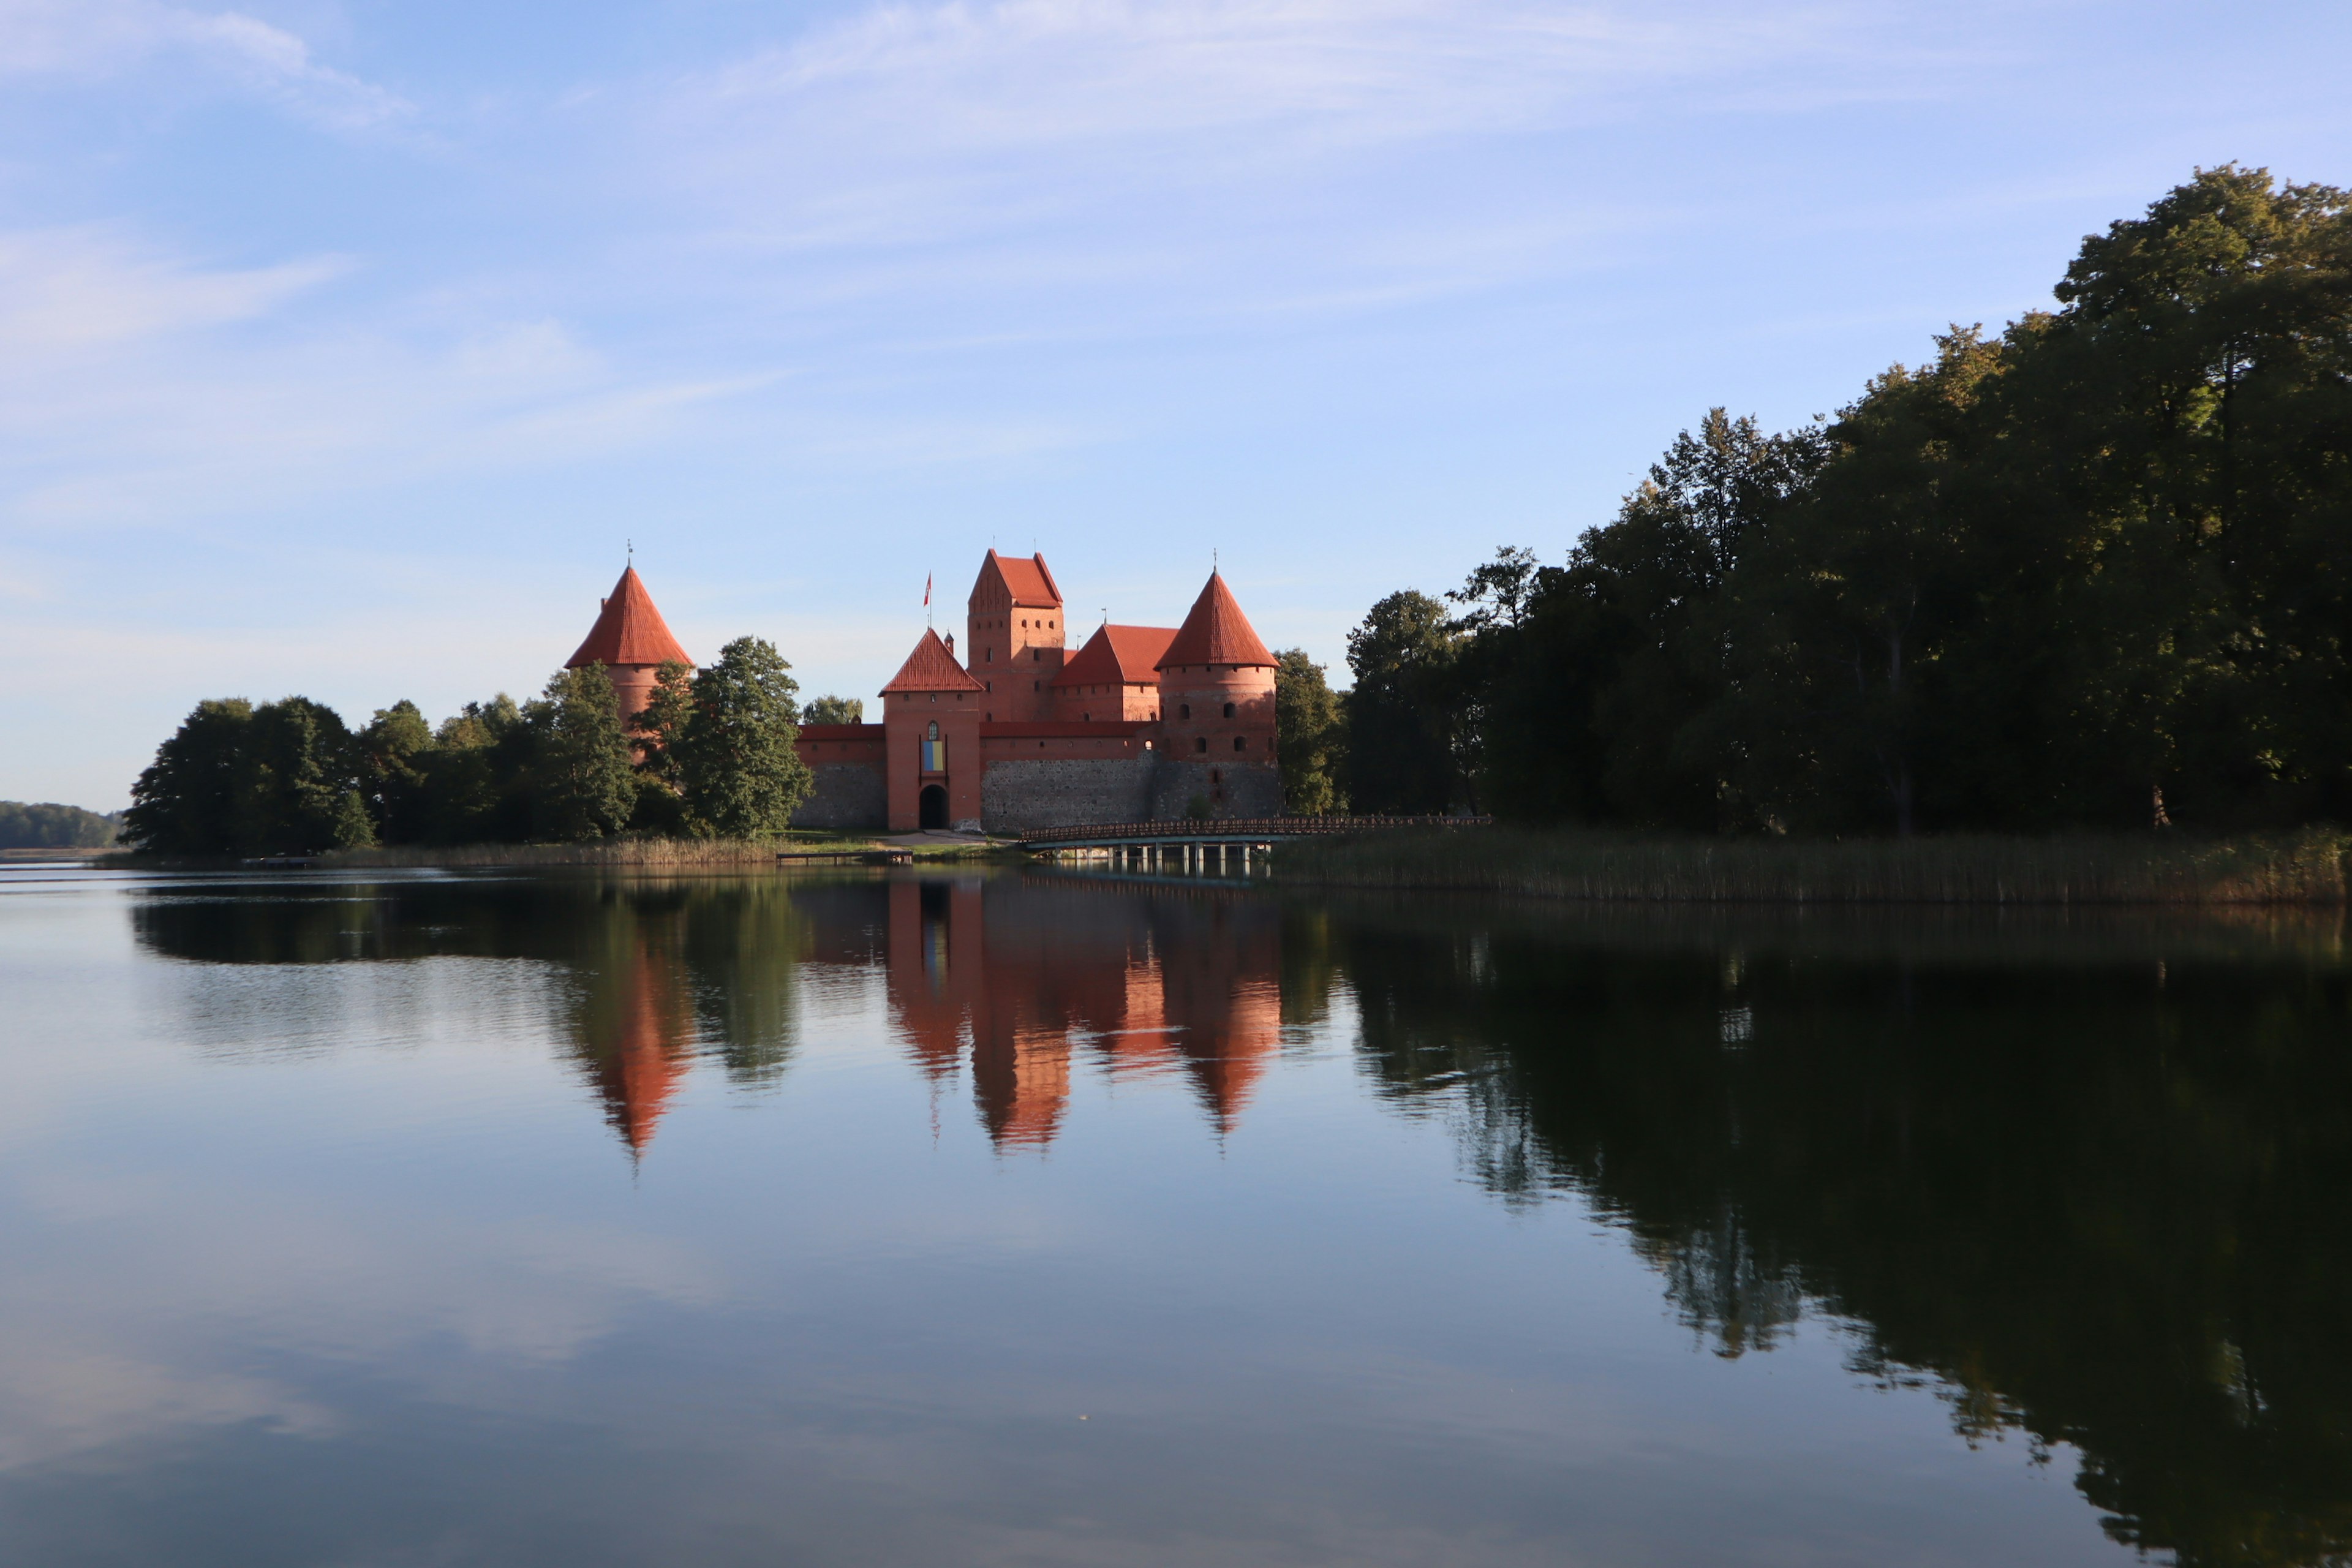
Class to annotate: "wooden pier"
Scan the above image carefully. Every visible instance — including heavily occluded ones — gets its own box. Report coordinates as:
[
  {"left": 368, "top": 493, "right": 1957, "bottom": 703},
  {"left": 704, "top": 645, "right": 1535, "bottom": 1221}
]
[{"left": 1019, "top": 815, "right": 1487, "bottom": 875}]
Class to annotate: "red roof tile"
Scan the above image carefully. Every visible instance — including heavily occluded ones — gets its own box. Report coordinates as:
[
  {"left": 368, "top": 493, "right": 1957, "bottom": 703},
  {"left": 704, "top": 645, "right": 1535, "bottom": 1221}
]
[
  {"left": 1156, "top": 573, "right": 1275, "bottom": 669},
  {"left": 973, "top": 549, "right": 1062, "bottom": 608},
  {"left": 567, "top": 567, "right": 693, "bottom": 670},
  {"left": 881, "top": 628, "right": 986, "bottom": 694},
  {"left": 1050, "top": 624, "right": 1178, "bottom": 688}
]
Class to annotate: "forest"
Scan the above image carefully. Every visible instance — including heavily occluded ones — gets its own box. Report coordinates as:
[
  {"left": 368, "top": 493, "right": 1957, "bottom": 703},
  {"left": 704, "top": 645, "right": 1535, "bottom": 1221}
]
[
  {"left": 1283, "top": 167, "right": 2352, "bottom": 835},
  {"left": 0, "top": 801, "right": 122, "bottom": 850},
  {"left": 122, "top": 639, "right": 839, "bottom": 856}
]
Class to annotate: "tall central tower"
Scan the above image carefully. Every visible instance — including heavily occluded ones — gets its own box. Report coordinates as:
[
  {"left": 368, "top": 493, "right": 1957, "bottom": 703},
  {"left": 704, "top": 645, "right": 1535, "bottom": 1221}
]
[{"left": 965, "top": 549, "right": 1065, "bottom": 722}]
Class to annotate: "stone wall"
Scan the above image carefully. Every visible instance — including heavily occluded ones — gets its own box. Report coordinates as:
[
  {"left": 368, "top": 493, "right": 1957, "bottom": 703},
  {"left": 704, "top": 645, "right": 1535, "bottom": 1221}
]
[
  {"left": 981, "top": 756, "right": 1285, "bottom": 832},
  {"left": 793, "top": 763, "right": 888, "bottom": 829},
  {"left": 981, "top": 757, "right": 1158, "bottom": 834},
  {"left": 1148, "top": 758, "right": 1283, "bottom": 821}
]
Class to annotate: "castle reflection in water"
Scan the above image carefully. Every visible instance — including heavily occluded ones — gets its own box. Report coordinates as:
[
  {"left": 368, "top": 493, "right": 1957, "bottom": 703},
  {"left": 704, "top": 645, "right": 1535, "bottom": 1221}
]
[{"left": 573, "top": 875, "right": 1287, "bottom": 1157}]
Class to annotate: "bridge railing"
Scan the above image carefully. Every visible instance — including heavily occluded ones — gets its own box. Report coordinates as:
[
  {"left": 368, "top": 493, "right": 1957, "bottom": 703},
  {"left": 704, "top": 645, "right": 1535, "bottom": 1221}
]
[{"left": 1017, "top": 815, "right": 1491, "bottom": 846}]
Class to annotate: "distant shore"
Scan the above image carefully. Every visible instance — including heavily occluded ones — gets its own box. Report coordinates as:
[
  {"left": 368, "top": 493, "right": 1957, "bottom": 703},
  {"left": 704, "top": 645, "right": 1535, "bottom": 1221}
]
[{"left": 1273, "top": 826, "right": 2352, "bottom": 905}]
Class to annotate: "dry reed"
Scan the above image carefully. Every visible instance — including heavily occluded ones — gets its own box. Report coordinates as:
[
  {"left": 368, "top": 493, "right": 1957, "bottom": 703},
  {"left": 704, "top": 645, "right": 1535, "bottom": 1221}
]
[
  {"left": 1275, "top": 827, "right": 2352, "bottom": 905},
  {"left": 325, "top": 837, "right": 858, "bottom": 869}
]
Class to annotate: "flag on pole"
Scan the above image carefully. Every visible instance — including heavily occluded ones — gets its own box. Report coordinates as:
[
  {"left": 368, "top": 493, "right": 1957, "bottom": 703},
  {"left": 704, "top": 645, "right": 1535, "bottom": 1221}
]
[{"left": 923, "top": 573, "right": 932, "bottom": 607}]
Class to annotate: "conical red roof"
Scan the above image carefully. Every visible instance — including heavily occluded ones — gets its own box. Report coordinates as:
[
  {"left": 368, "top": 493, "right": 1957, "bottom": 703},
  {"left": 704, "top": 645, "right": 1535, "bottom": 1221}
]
[
  {"left": 1050, "top": 624, "right": 1177, "bottom": 688},
  {"left": 568, "top": 567, "right": 693, "bottom": 669},
  {"left": 881, "top": 627, "right": 985, "bottom": 694},
  {"left": 1156, "top": 573, "right": 1275, "bottom": 669}
]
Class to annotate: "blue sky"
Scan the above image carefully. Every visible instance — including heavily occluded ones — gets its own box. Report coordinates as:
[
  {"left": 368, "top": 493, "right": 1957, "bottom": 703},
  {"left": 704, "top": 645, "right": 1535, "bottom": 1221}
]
[{"left": 4, "top": 0, "right": 2349, "bottom": 809}]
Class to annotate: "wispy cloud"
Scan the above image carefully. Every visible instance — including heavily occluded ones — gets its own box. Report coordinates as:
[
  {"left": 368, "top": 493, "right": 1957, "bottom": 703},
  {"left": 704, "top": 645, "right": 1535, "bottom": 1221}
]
[
  {"left": 0, "top": 0, "right": 409, "bottom": 129},
  {"left": 0, "top": 228, "right": 758, "bottom": 530},
  {"left": 699, "top": 0, "right": 1899, "bottom": 153}
]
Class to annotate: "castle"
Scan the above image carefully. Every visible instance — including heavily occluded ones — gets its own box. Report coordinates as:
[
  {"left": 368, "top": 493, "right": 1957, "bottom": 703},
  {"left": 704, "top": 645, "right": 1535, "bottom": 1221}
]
[{"left": 565, "top": 550, "right": 1283, "bottom": 832}]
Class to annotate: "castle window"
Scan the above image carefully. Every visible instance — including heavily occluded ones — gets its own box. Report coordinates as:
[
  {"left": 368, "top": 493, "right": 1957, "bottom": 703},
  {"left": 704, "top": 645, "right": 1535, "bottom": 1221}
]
[
  {"left": 927, "top": 721, "right": 939, "bottom": 739},
  {"left": 1223, "top": 701, "right": 1235, "bottom": 718},
  {"left": 1178, "top": 703, "right": 1191, "bottom": 719},
  {"left": 1233, "top": 736, "right": 1246, "bottom": 751},
  {"left": 1194, "top": 736, "right": 1207, "bottom": 753}
]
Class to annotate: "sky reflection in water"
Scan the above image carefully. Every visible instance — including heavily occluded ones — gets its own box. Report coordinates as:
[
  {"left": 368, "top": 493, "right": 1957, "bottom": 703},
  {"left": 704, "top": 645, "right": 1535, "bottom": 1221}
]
[{"left": 2, "top": 864, "right": 2345, "bottom": 1566}]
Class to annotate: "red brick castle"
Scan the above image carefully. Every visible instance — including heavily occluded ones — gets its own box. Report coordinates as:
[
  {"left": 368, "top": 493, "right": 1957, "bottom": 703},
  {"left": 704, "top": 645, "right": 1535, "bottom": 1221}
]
[{"left": 567, "top": 550, "right": 1283, "bottom": 832}]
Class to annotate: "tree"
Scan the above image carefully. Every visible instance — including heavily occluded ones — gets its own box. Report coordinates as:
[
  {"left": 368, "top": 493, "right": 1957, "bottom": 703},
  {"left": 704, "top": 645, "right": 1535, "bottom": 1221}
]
[
  {"left": 360, "top": 700, "right": 435, "bottom": 844},
  {"left": 1426, "top": 168, "right": 2352, "bottom": 835},
  {"left": 122, "top": 695, "right": 374, "bottom": 854},
  {"left": 528, "top": 665, "right": 637, "bottom": 841},
  {"left": 1274, "top": 649, "right": 1347, "bottom": 815},
  {"left": 802, "top": 695, "right": 864, "bottom": 725},
  {"left": 124, "top": 699, "right": 254, "bottom": 854},
  {"left": 417, "top": 695, "right": 529, "bottom": 843},
  {"left": 1343, "top": 592, "right": 1461, "bottom": 814},
  {"left": 670, "top": 638, "right": 813, "bottom": 839},
  {"left": 0, "top": 802, "right": 119, "bottom": 849}
]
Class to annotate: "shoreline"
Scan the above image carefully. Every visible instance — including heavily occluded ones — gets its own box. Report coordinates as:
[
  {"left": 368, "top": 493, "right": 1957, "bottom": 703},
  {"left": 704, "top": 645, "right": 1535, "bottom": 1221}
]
[
  {"left": 1271, "top": 826, "right": 2352, "bottom": 905},
  {"left": 69, "top": 832, "right": 1021, "bottom": 872}
]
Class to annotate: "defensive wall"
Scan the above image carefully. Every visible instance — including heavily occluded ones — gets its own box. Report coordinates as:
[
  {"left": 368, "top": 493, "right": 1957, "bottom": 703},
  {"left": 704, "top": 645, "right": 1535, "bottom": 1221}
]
[
  {"left": 788, "top": 722, "right": 1282, "bottom": 833},
  {"left": 571, "top": 551, "right": 1287, "bottom": 835}
]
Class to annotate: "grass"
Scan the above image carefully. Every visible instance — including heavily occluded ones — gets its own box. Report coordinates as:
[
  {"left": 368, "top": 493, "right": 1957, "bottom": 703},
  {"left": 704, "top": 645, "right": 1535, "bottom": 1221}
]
[
  {"left": 1274, "top": 826, "right": 2352, "bottom": 905},
  {"left": 319, "top": 828, "right": 1017, "bottom": 869}
]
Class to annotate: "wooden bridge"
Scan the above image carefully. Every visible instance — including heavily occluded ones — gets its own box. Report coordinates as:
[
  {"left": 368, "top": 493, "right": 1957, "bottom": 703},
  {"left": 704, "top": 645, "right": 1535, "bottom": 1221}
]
[{"left": 1019, "top": 815, "right": 1489, "bottom": 873}]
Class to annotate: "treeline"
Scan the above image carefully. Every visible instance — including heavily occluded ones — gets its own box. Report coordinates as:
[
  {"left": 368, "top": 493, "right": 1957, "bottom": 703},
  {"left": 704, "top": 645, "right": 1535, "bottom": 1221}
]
[
  {"left": 1283, "top": 167, "right": 2352, "bottom": 834},
  {"left": 123, "top": 638, "right": 851, "bottom": 856},
  {"left": 0, "top": 801, "right": 122, "bottom": 849}
]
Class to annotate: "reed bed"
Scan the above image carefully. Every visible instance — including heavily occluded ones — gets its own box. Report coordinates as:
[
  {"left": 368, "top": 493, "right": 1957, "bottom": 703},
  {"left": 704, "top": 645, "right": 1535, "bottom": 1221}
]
[
  {"left": 1276, "top": 827, "right": 2352, "bottom": 905},
  {"left": 325, "top": 836, "right": 870, "bottom": 869}
]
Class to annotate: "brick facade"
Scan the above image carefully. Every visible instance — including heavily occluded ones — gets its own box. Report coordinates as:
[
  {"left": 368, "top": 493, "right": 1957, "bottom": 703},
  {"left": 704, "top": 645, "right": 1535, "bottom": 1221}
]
[{"left": 569, "top": 555, "right": 1286, "bottom": 835}]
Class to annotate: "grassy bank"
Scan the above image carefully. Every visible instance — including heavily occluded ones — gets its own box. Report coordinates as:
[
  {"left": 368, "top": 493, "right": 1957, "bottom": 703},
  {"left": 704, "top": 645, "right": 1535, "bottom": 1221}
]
[
  {"left": 1275, "top": 826, "right": 2352, "bottom": 905},
  {"left": 320, "top": 831, "right": 1016, "bottom": 869}
]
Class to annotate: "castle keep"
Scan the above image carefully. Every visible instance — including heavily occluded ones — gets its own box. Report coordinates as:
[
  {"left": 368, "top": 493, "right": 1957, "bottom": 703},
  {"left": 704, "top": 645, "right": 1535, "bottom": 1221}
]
[{"left": 567, "top": 550, "right": 1283, "bottom": 832}]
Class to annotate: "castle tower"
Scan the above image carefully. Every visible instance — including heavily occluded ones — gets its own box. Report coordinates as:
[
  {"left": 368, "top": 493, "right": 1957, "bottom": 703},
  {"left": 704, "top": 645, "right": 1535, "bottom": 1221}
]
[
  {"left": 881, "top": 628, "right": 986, "bottom": 831},
  {"left": 1050, "top": 623, "right": 1177, "bottom": 722},
  {"left": 1155, "top": 571, "right": 1278, "bottom": 777},
  {"left": 965, "top": 550, "right": 1066, "bottom": 723},
  {"left": 567, "top": 566, "right": 693, "bottom": 732}
]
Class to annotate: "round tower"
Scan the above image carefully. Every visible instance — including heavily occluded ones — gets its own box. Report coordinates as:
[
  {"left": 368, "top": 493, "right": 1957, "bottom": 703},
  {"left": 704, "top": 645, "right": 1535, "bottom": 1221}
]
[
  {"left": 1155, "top": 571, "right": 1278, "bottom": 777},
  {"left": 567, "top": 565, "right": 694, "bottom": 731}
]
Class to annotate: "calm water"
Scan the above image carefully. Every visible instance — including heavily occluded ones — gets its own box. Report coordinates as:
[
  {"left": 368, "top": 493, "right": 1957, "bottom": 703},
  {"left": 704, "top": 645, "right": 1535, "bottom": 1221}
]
[{"left": 3, "top": 864, "right": 2348, "bottom": 1567}]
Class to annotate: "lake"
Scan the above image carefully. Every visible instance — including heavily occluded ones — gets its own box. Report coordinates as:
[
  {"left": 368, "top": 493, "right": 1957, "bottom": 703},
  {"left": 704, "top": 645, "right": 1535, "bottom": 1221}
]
[{"left": 2, "top": 862, "right": 2345, "bottom": 1566}]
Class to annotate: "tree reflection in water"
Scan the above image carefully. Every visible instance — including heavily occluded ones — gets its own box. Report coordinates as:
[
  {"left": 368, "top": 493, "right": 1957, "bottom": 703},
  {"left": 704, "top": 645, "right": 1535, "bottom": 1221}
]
[
  {"left": 129, "top": 875, "right": 2352, "bottom": 1564},
  {"left": 1332, "top": 900, "right": 2352, "bottom": 1568}
]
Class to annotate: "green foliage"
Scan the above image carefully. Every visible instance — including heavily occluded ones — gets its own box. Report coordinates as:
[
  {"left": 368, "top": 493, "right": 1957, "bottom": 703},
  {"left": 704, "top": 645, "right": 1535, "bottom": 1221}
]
[
  {"left": 121, "top": 631, "right": 826, "bottom": 854},
  {"left": 122, "top": 696, "right": 374, "bottom": 854},
  {"left": 1273, "top": 649, "right": 1347, "bottom": 815},
  {"left": 527, "top": 665, "right": 638, "bottom": 842},
  {"left": 1342, "top": 590, "right": 1463, "bottom": 814},
  {"left": 667, "top": 638, "right": 813, "bottom": 840},
  {"left": 360, "top": 700, "right": 435, "bottom": 844},
  {"left": 0, "top": 801, "right": 121, "bottom": 849},
  {"left": 417, "top": 695, "right": 529, "bottom": 843},
  {"left": 802, "top": 694, "right": 864, "bottom": 725},
  {"left": 1415, "top": 167, "right": 2352, "bottom": 835}
]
